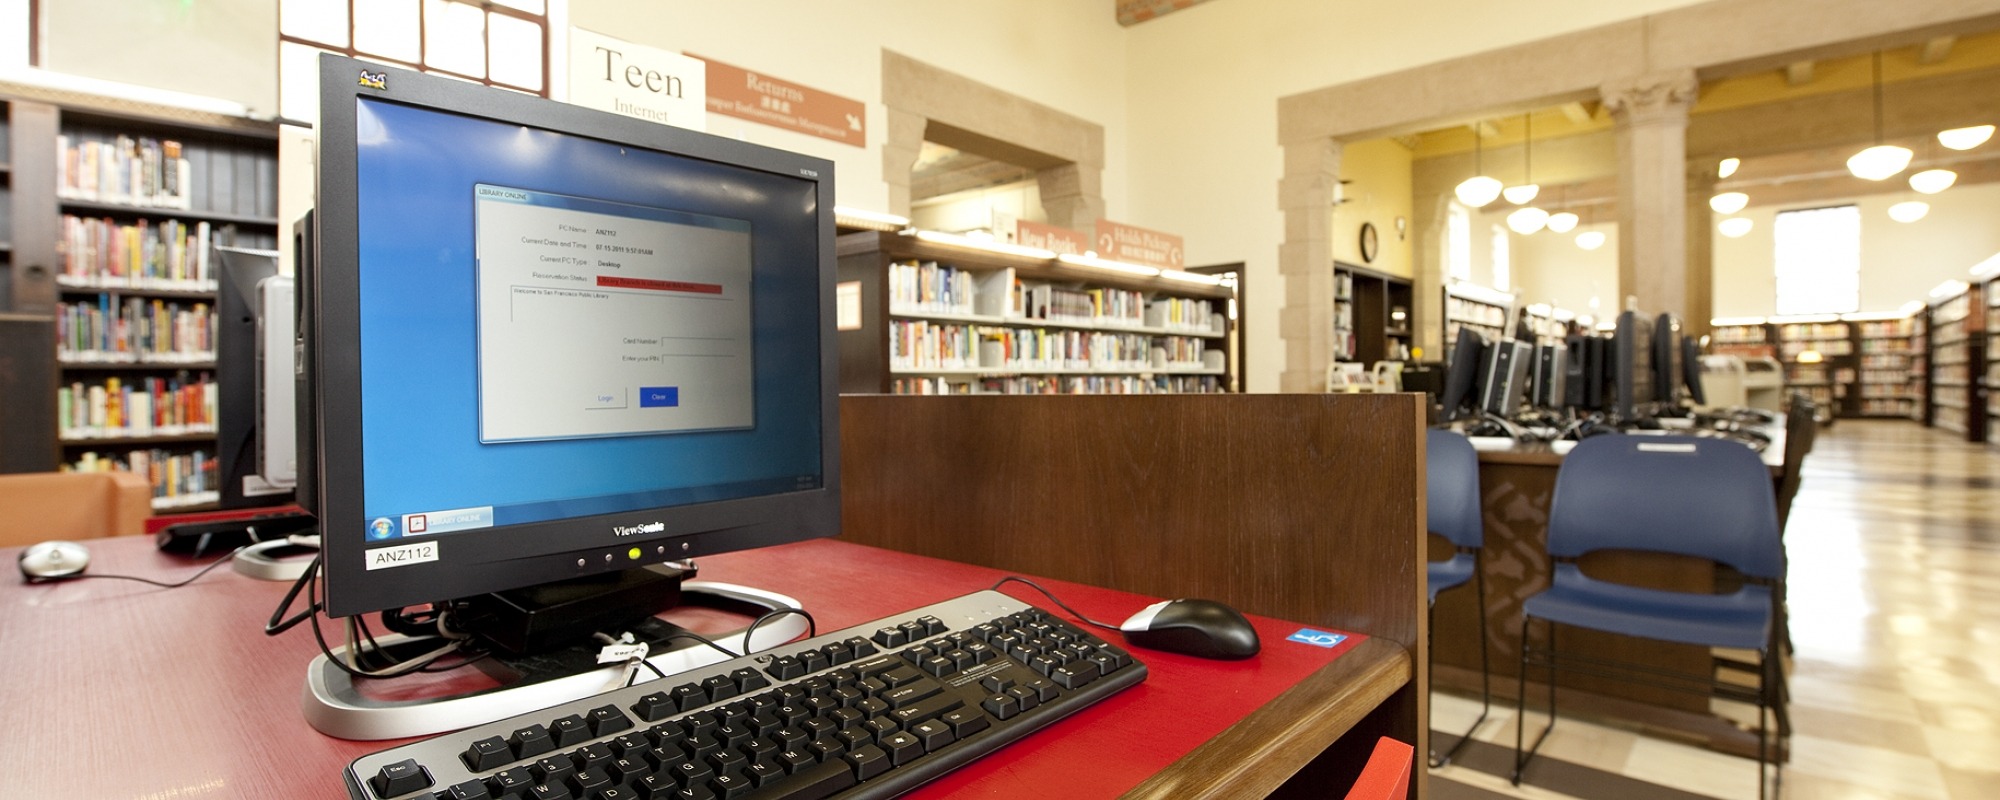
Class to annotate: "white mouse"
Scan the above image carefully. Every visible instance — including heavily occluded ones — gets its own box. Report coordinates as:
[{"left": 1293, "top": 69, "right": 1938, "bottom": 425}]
[{"left": 19, "top": 540, "right": 91, "bottom": 580}]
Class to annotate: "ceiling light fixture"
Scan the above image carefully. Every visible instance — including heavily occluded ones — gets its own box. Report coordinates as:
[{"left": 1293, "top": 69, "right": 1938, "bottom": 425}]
[
  {"left": 1575, "top": 230, "right": 1606, "bottom": 250},
  {"left": 1937, "top": 125, "right": 1995, "bottom": 151},
  {"left": 1503, "top": 113, "right": 1540, "bottom": 204},
  {"left": 1909, "top": 169, "right": 1957, "bottom": 194},
  {"left": 1718, "top": 157, "right": 1741, "bottom": 179},
  {"left": 1507, "top": 206, "right": 1550, "bottom": 235},
  {"left": 1718, "top": 217, "right": 1754, "bottom": 238},
  {"left": 1546, "top": 211, "right": 1579, "bottom": 233},
  {"left": 1847, "top": 52, "right": 1913, "bottom": 181},
  {"left": 1888, "top": 200, "right": 1929, "bottom": 223},
  {"left": 1454, "top": 122, "right": 1503, "bottom": 208},
  {"left": 1709, "top": 192, "right": 1749, "bottom": 215}
]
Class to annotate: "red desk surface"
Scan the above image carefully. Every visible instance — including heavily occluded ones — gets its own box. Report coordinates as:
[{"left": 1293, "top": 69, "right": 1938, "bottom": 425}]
[{"left": 0, "top": 536, "right": 1396, "bottom": 799}]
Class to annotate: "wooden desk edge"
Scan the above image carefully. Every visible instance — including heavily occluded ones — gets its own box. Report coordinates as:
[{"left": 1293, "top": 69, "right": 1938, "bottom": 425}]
[{"left": 1121, "top": 638, "right": 1413, "bottom": 799}]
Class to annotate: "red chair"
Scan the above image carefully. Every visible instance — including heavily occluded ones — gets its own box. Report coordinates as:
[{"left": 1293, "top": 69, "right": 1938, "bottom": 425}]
[{"left": 1344, "top": 736, "right": 1413, "bottom": 800}]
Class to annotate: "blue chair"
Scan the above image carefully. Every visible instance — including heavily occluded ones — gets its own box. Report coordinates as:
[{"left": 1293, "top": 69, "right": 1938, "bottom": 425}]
[
  {"left": 1511, "top": 435, "right": 1785, "bottom": 799},
  {"left": 1425, "top": 430, "right": 1488, "bottom": 768}
]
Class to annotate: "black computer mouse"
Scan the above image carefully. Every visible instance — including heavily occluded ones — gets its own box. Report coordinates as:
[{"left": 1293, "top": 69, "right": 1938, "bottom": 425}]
[{"left": 1118, "top": 598, "right": 1260, "bottom": 660}]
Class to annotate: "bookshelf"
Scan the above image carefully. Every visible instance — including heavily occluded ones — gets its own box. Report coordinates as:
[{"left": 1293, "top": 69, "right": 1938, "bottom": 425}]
[
  {"left": 1926, "top": 285, "right": 1983, "bottom": 441},
  {"left": 1988, "top": 279, "right": 2000, "bottom": 445},
  {"left": 1909, "top": 311, "right": 1929, "bottom": 424},
  {"left": 1709, "top": 320, "right": 1776, "bottom": 360},
  {"left": 1853, "top": 316, "right": 1918, "bottom": 418},
  {"left": 837, "top": 231, "right": 1234, "bottom": 395},
  {"left": 1441, "top": 281, "right": 1512, "bottom": 350},
  {"left": 1774, "top": 318, "right": 1855, "bottom": 416},
  {"left": 0, "top": 92, "right": 277, "bottom": 511},
  {"left": 1333, "top": 262, "right": 1413, "bottom": 364},
  {"left": 1519, "top": 304, "right": 1574, "bottom": 342}
]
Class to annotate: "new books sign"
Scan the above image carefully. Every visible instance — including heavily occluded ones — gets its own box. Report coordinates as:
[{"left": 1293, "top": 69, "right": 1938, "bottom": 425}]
[{"left": 570, "top": 29, "right": 707, "bottom": 131}]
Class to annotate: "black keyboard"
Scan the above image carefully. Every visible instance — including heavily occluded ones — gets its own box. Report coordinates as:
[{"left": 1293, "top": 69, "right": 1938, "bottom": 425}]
[{"left": 345, "top": 590, "right": 1147, "bottom": 800}]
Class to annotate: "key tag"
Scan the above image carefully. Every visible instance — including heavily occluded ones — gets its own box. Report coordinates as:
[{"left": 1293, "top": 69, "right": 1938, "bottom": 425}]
[{"left": 596, "top": 633, "right": 650, "bottom": 688}]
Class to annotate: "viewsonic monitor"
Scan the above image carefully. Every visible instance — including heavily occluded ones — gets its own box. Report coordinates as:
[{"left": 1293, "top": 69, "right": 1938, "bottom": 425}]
[
  {"left": 1439, "top": 327, "right": 1488, "bottom": 422},
  {"left": 1612, "top": 310, "right": 1655, "bottom": 421},
  {"left": 305, "top": 55, "right": 840, "bottom": 621},
  {"left": 214, "top": 246, "right": 297, "bottom": 509}
]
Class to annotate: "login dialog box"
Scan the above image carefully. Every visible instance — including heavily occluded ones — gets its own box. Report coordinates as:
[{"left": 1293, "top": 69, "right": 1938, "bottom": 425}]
[{"left": 474, "top": 184, "right": 754, "bottom": 442}]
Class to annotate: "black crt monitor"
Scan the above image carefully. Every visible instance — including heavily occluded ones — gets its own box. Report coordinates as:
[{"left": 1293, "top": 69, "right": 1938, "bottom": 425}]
[
  {"left": 305, "top": 55, "right": 840, "bottom": 623},
  {"left": 1652, "top": 312, "right": 1683, "bottom": 406},
  {"left": 1682, "top": 337, "right": 1707, "bottom": 406},
  {"left": 1612, "top": 310, "right": 1655, "bottom": 421},
  {"left": 213, "top": 246, "right": 297, "bottom": 509},
  {"left": 1439, "top": 326, "right": 1488, "bottom": 422}
]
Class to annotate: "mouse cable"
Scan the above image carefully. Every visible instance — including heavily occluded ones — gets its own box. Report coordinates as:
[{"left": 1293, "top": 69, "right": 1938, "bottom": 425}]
[
  {"left": 988, "top": 576, "right": 1122, "bottom": 633},
  {"left": 31, "top": 545, "right": 248, "bottom": 589}
]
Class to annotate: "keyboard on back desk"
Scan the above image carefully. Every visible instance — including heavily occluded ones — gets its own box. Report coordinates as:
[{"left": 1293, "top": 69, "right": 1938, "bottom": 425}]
[{"left": 345, "top": 590, "right": 1148, "bottom": 800}]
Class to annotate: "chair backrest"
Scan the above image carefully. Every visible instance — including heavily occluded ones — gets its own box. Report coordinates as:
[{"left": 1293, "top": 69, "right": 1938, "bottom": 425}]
[
  {"left": 1426, "top": 430, "right": 1484, "bottom": 549},
  {"left": 1342, "top": 736, "right": 1414, "bottom": 800},
  {"left": 1548, "top": 435, "right": 1782, "bottom": 579},
  {"left": 0, "top": 471, "right": 153, "bottom": 548},
  {"left": 1775, "top": 391, "right": 1816, "bottom": 529}
]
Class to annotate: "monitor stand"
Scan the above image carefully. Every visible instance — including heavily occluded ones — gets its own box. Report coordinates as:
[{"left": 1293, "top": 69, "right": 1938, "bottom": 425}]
[{"left": 301, "top": 580, "right": 805, "bottom": 740}]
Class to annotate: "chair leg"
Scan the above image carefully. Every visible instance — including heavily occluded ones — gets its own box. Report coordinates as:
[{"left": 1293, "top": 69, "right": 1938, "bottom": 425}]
[
  {"left": 1512, "top": 615, "right": 1556, "bottom": 786},
  {"left": 1430, "top": 565, "right": 1492, "bottom": 768}
]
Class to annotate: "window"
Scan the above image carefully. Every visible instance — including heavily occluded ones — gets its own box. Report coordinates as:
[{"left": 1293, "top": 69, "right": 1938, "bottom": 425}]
[
  {"left": 1446, "top": 201, "right": 1471, "bottom": 282},
  {"left": 1773, "top": 205, "right": 1860, "bottom": 315},
  {"left": 279, "top": 0, "right": 552, "bottom": 121}
]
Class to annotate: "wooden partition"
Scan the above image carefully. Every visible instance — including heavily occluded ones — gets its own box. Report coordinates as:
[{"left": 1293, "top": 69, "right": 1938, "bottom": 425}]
[{"left": 840, "top": 393, "right": 1427, "bottom": 797}]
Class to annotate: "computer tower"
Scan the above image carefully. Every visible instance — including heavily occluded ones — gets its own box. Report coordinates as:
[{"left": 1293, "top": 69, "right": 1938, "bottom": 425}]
[
  {"left": 1563, "top": 335, "right": 1590, "bottom": 408},
  {"left": 1533, "top": 343, "right": 1567, "bottom": 409},
  {"left": 1479, "top": 340, "right": 1532, "bottom": 416}
]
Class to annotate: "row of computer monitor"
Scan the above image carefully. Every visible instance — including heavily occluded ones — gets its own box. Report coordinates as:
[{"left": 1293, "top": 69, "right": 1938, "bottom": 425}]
[{"left": 1440, "top": 310, "right": 1705, "bottom": 424}]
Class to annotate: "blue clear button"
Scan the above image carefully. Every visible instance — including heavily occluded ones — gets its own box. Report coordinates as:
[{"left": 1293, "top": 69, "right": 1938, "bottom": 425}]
[{"left": 640, "top": 387, "right": 679, "bottom": 407}]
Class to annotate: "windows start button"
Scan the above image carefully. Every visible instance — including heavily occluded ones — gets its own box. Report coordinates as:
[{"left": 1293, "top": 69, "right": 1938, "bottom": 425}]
[{"left": 640, "top": 386, "right": 680, "bottom": 408}]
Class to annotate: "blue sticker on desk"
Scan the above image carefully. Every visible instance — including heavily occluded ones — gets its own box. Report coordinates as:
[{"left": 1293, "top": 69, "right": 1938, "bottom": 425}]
[{"left": 1286, "top": 629, "right": 1348, "bottom": 648}]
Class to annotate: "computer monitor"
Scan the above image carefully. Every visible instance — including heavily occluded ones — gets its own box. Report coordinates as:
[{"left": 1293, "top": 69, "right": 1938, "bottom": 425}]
[
  {"left": 304, "top": 55, "right": 840, "bottom": 622},
  {"left": 214, "top": 246, "right": 296, "bottom": 509},
  {"left": 1652, "top": 313, "right": 1683, "bottom": 406},
  {"left": 1681, "top": 337, "right": 1707, "bottom": 406},
  {"left": 1439, "top": 326, "right": 1488, "bottom": 422},
  {"left": 1612, "top": 310, "right": 1655, "bottom": 421}
]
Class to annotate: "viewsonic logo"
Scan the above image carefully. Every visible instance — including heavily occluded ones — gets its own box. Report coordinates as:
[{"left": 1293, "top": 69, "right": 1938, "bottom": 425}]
[
  {"left": 358, "top": 70, "right": 388, "bottom": 91},
  {"left": 613, "top": 521, "right": 666, "bottom": 537}
]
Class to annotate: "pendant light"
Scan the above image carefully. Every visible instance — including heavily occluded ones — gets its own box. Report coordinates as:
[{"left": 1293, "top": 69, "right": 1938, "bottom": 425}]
[
  {"left": 1909, "top": 168, "right": 1956, "bottom": 194},
  {"left": 1888, "top": 200, "right": 1929, "bottom": 223},
  {"left": 1709, "top": 192, "right": 1749, "bottom": 214},
  {"left": 1507, "top": 206, "right": 1550, "bottom": 234},
  {"left": 1503, "top": 114, "right": 1540, "bottom": 205},
  {"left": 1575, "top": 230, "right": 1607, "bottom": 250},
  {"left": 1544, "top": 184, "right": 1577, "bottom": 233},
  {"left": 1454, "top": 123, "right": 1502, "bottom": 208},
  {"left": 1937, "top": 125, "right": 1994, "bottom": 150},
  {"left": 1847, "top": 52, "right": 1913, "bottom": 181},
  {"left": 1717, "top": 158, "right": 1741, "bottom": 179},
  {"left": 1718, "top": 217, "right": 1754, "bottom": 238}
]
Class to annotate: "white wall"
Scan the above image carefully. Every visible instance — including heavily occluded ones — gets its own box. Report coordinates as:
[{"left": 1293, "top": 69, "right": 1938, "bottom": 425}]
[
  {"left": 570, "top": 1, "right": 1132, "bottom": 224},
  {"left": 1513, "top": 223, "right": 1619, "bottom": 323},
  {"left": 40, "top": 0, "right": 278, "bottom": 115},
  {"left": 1711, "top": 181, "right": 2000, "bottom": 317}
]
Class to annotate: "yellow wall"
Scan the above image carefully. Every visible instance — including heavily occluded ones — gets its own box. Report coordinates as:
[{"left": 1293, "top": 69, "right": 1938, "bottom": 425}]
[{"left": 1332, "top": 138, "right": 1414, "bottom": 279}]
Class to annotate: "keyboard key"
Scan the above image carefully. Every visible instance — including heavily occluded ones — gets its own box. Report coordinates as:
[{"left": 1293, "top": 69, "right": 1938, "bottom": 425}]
[
  {"left": 632, "top": 692, "right": 675, "bottom": 723},
  {"left": 1023, "top": 677, "right": 1060, "bottom": 703},
  {"left": 797, "top": 650, "right": 830, "bottom": 673},
  {"left": 745, "top": 761, "right": 786, "bottom": 787},
  {"left": 574, "top": 743, "right": 615, "bottom": 770},
  {"left": 909, "top": 719, "right": 955, "bottom": 752},
  {"left": 635, "top": 774, "right": 677, "bottom": 798},
  {"left": 981, "top": 693, "right": 1020, "bottom": 720},
  {"left": 879, "top": 731, "right": 924, "bottom": 766},
  {"left": 589, "top": 705, "right": 634, "bottom": 736},
  {"left": 597, "top": 787, "right": 637, "bottom": 800},
  {"left": 708, "top": 769, "right": 753, "bottom": 799},
  {"left": 1006, "top": 685, "right": 1040, "bottom": 711},
  {"left": 767, "top": 656, "right": 804, "bottom": 681},
  {"left": 871, "top": 626, "right": 907, "bottom": 648},
  {"left": 845, "top": 744, "right": 892, "bottom": 781},
  {"left": 844, "top": 637, "right": 878, "bottom": 658},
  {"left": 729, "top": 667, "right": 770, "bottom": 693},
  {"left": 823, "top": 641, "right": 853, "bottom": 665},
  {"left": 487, "top": 767, "right": 534, "bottom": 797},
  {"left": 511, "top": 724, "right": 557, "bottom": 760},
  {"left": 880, "top": 678, "right": 941, "bottom": 708},
  {"left": 760, "top": 759, "right": 856, "bottom": 800},
  {"left": 671, "top": 684, "right": 709, "bottom": 711},
  {"left": 701, "top": 675, "right": 739, "bottom": 703},
  {"left": 463, "top": 736, "right": 513, "bottom": 772},
  {"left": 551, "top": 715, "right": 592, "bottom": 747},
  {"left": 775, "top": 748, "right": 816, "bottom": 773},
  {"left": 670, "top": 758, "right": 714, "bottom": 787},
  {"left": 369, "top": 759, "right": 431, "bottom": 798},
  {"left": 526, "top": 783, "right": 572, "bottom": 800},
  {"left": 940, "top": 708, "right": 991, "bottom": 738},
  {"left": 531, "top": 756, "right": 576, "bottom": 785},
  {"left": 440, "top": 778, "right": 493, "bottom": 799},
  {"left": 917, "top": 616, "right": 947, "bottom": 635},
  {"left": 568, "top": 767, "right": 612, "bottom": 795},
  {"left": 919, "top": 655, "right": 954, "bottom": 676},
  {"left": 886, "top": 694, "right": 963, "bottom": 727}
]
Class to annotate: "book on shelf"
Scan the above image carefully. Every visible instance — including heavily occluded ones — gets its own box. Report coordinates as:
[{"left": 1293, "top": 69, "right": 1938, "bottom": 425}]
[
  {"left": 58, "top": 372, "right": 217, "bottom": 440},
  {"left": 56, "top": 294, "right": 216, "bottom": 361},
  {"left": 59, "top": 215, "right": 216, "bottom": 289},
  {"left": 56, "top": 133, "right": 195, "bottom": 210},
  {"left": 66, "top": 447, "right": 219, "bottom": 509}
]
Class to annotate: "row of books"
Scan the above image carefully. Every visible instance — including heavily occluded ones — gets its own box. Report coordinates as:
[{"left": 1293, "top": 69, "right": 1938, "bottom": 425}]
[
  {"left": 56, "top": 134, "right": 194, "bottom": 210},
  {"left": 1445, "top": 296, "right": 1506, "bottom": 327},
  {"left": 1859, "top": 369, "right": 1907, "bottom": 385},
  {"left": 886, "top": 261, "right": 1220, "bottom": 334},
  {"left": 889, "top": 374, "right": 1225, "bottom": 395},
  {"left": 889, "top": 260, "right": 979, "bottom": 315},
  {"left": 889, "top": 319, "right": 977, "bottom": 370},
  {"left": 59, "top": 215, "right": 218, "bottom": 289},
  {"left": 1857, "top": 320, "right": 1911, "bottom": 338},
  {"left": 1779, "top": 339, "right": 1852, "bottom": 357},
  {"left": 1859, "top": 399, "right": 1914, "bottom": 415},
  {"left": 978, "top": 329, "right": 1154, "bottom": 371},
  {"left": 1776, "top": 323, "right": 1850, "bottom": 341},
  {"left": 57, "top": 294, "right": 217, "bottom": 362},
  {"left": 1858, "top": 339, "right": 1910, "bottom": 354},
  {"left": 66, "top": 448, "right": 218, "bottom": 509},
  {"left": 57, "top": 373, "right": 217, "bottom": 440},
  {"left": 1709, "top": 325, "right": 1769, "bottom": 344},
  {"left": 1859, "top": 353, "right": 1908, "bottom": 368},
  {"left": 1144, "top": 296, "right": 1216, "bottom": 332}
]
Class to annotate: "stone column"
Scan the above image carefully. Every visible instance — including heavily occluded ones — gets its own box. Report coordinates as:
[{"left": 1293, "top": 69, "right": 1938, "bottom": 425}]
[
  {"left": 881, "top": 108, "right": 925, "bottom": 219},
  {"left": 1277, "top": 137, "right": 1341, "bottom": 392},
  {"left": 1601, "top": 70, "right": 1698, "bottom": 318},
  {"left": 1037, "top": 163, "right": 1105, "bottom": 233},
  {"left": 1684, "top": 164, "right": 1716, "bottom": 339}
]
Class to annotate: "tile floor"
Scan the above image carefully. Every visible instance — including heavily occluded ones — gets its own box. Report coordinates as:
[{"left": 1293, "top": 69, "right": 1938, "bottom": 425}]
[{"left": 1429, "top": 420, "right": 2000, "bottom": 799}]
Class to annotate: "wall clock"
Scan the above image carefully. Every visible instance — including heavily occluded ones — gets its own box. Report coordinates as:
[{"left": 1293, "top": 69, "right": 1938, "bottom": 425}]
[{"left": 1359, "top": 222, "right": 1379, "bottom": 264}]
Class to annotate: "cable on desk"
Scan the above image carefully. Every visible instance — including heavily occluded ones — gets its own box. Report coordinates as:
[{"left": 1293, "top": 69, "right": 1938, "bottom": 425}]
[
  {"left": 743, "top": 607, "right": 816, "bottom": 655},
  {"left": 989, "top": 576, "right": 1123, "bottom": 632},
  {"left": 32, "top": 546, "right": 247, "bottom": 588}
]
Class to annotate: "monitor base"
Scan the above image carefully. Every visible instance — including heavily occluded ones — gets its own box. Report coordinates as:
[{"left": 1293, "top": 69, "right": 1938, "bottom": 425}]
[{"left": 300, "top": 581, "right": 805, "bottom": 740}]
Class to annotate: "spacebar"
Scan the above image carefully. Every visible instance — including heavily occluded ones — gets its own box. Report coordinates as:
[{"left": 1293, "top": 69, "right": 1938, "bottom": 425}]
[{"left": 761, "top": 759, "right": 859, "bottom": 800}]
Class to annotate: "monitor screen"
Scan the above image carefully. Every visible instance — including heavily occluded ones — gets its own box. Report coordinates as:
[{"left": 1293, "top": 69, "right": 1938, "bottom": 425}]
[
  {"left": 214, "top": 246, "right": 295, "bottom": 509},
  {"left": 307, "top": 56, "right": 840, "bottom": 619},
  {"left": 1439, "top": 326, "right": 1488, "bottom": 422}
]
